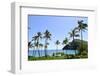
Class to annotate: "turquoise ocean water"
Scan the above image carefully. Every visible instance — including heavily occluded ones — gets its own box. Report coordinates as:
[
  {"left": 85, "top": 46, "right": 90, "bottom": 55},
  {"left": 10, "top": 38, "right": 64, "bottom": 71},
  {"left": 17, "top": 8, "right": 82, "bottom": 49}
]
[{"left": 28, "top": 50, "right": 79, "bottom": 57}]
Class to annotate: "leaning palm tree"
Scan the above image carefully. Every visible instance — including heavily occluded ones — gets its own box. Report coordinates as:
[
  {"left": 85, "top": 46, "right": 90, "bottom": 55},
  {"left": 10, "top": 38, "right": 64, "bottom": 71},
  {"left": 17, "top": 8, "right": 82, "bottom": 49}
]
[
  {"left": 44, "top": 30, "right": 51, "bottom": 57},
  {"left": 77, "top": 20, "right": 88, "bottom": 53},
  {"left": 32, "top": 35, "right": 38, "bottom": 57},
  {"left": 68, "top": 27, "right": 79, "bottom": 42},
  {"left": 28, "top": 41, "right": 33, "bottom": 57},
  {"left": 55, "top": 40, "right": 60, "bottom": 52},
  {"left": 33, "top": 32, "right": 42, "bottom": 57},
  {"left": 32, "top": 33, "right": 42, "bottom": 57},
  {"left": 34, "top": 42, "right": 39, "bottom": 57},
  {"left": 32, "top": 35, "right": 38, "bottom": 46},
  {"left": 28, "top": 41, "right": 32, "bottom": 53}
]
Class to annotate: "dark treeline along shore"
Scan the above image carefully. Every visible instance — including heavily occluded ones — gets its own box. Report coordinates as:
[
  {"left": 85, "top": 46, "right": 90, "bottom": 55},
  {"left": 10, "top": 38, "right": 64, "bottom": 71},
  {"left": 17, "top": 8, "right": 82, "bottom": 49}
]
[{"left": 28, "top": 20, "right": 88, "bottom": 61}]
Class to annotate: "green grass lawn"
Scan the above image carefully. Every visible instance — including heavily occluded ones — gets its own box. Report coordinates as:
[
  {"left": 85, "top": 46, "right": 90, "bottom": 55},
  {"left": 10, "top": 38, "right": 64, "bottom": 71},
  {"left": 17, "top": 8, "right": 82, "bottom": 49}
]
[{"left": 28, "top": 53, "right": 88, "bottom": 61}]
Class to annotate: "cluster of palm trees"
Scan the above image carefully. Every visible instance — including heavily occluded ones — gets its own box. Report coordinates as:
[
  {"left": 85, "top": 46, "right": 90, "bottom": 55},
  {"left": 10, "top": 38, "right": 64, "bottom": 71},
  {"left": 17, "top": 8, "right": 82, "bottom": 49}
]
[
  {"left": 54, "top": 20, "right": 88, "bottom": 55},
  {"left": 28, "top": 30, "right": 51, "bottom": 57},
  {"left": 55, "top": 38, "right": 68, "bottom": 51},
  {"left": 68, "top": 20, "right": 88, "bottom": 54},
  {"left": 28, "top": 20, "right": 88, "bottom": 57}
]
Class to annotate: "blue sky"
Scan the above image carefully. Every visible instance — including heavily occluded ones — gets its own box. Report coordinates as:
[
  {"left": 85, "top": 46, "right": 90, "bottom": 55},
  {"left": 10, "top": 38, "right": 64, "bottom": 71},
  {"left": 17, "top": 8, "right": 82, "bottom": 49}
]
[{"left": 28, "top": 15, "right": 88, "bottom": 50}]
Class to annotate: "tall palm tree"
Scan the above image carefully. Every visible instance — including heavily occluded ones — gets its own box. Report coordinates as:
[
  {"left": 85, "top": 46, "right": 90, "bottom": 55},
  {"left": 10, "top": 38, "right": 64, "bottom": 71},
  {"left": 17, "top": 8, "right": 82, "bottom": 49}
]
[
  {"left": 77, "top": 20, "right": 88, "bottom": 53},
  {"left": 32, "top": 35, "right": 38, "bottom": 47},
  {"left": 37, "top": 32, "right": 42, "bottom": 57},
  {"left": 55, "top": 40, "right": 60, "bottom": 52},
  {"left": 32, "top": 32, "right": 42, "bottom": 57},
  {"left": 35, "top": 32, "right": 42, "bottom": 57},
  {"left": 44, "top": 30, "right": 51, "bottom": 57}
]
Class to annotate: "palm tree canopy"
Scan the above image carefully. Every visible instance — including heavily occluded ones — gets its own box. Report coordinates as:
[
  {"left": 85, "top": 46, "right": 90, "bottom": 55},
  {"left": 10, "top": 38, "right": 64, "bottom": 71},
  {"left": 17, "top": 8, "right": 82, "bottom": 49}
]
[
  {"left": 32, "top": 35, "right": 38, "bottom": 41},
  {"left": 55, "top": 40, "right": 60, "bottom": 45},
  {"left": 39, "top": 43, "right": 43, "bottom": 47},
  {"left": 62, "top": 38, "right": 68, "bottom": 45},
  {"left": 34, "top": 42, "right": 39, "bottom": 48},
  {"left": 44, "top": 30, "right": 52, "bottom": 40},
  {"left": 68, "top": 28, "right": 79, "bottom": 38},
  {"left": 37, "top": 32, "right": 42, "bottom": 39},
  {"left": 78, "top": 20, "right": 88, "bottom": 31},
  {"left": 28, "top": 41, "right": 33, "bottom": 48}
]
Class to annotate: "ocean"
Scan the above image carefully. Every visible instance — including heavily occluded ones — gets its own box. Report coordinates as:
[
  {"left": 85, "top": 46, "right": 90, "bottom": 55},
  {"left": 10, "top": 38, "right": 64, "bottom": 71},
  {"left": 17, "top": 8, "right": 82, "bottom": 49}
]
[{"left": 28, "top": 49, "right": 79, "bottom": 57}]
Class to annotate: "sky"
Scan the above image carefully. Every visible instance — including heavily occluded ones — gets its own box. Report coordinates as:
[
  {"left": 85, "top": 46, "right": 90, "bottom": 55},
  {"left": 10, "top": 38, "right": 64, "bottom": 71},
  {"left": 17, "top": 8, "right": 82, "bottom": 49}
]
[{"left": 28, "top": 15, "right": 88, "bottom": 50}]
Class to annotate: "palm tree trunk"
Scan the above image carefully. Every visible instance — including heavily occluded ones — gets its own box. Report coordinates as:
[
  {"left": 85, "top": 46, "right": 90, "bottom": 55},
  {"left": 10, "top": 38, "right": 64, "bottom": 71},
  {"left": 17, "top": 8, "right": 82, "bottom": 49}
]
[
  {"left": 73, "top": 36, "right": 74, "bottom": 42},
  {"left": 37, "top": 45, "right": 40, "bottom": 57},
  {"left": 32, "top": 47, "right": 35, "bottom": 57},
  {"left": 45, "top": 39, "right": 47, "bottom": 57},
  {"left": 56, "top": 45, "right": 58, "bottom": 52},
  {"left": 37, "top": 46, "right": 40, "bottom": 57},
  {"left": 33, "top": 50, "right": 34, "bottom": 57},
  {"left": 81, "top": 30, "right": 83, "bottom": 54},
  {"left": 28, "top": 48, "right": 29, "bottom": 56},
  {"left": 38, "top": 49, "right": 40, "bottom": 57},
  {"left": 40, "top": 47, "right": 42, "bottom": 57},
  {"left": 34, "top": 47, "right": 36, "bottom": 57},
  {"left": 73, "top": 36, "right": 77, "bottom": 55},
  {"left": 44, "top": 40, "right": 46, "bottom": 57},
  {"left": 37, "top": 40, "right": 40, "bottom": 57}
]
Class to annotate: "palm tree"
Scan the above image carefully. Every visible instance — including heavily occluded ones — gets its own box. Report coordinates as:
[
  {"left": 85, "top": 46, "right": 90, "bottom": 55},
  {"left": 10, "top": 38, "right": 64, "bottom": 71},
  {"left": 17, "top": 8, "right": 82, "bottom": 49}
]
[
  {"left": 44, "top": 30, "right": 51, "bottom": 57},
  {"left": 32, "top": 32, "right": 42, "bottom": 57},
  {"left": 68, "top": 27, "right": 79, "bottom": 42},
  {"left": 36, "top": 32, "right": 42, "bottom": 57},
  {"left": 32, "top": 35, "right": 38, "bottom": 47},
  {"left": 34, "top": 32, "right": 42, "bottom": 57},
  {"left": 39, "top": 43, "right": 43, "bottom": 56},
  {"left": 39, "top": 43, "right": 43, "bottom": 50},
  {"left": 55, "top": 40, "right": 60, "bottom": 52},
  {"left": 68, "top": 28, "right": 79, "bottom": 55},
  {"left": 77, "top": 20, "right": 88, "bottom": 53},
  {"left": 28, "top": 41, "right": 32, "bottom": 54},
  {"left": 32, "top": 45, "right": 35, "bottom": 57},
  {"left": 62, "top": 37, "right": 68, "bottom": 55},
  {"left": 44, "top": 42, "right": 49, "bottom": 56},
  {"left": 32, "top": 35, "right": 38, "bottom": 57}
]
